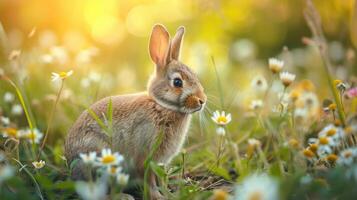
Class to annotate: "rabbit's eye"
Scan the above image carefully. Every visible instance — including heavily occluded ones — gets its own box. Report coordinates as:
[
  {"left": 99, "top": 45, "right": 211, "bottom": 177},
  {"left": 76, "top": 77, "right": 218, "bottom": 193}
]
[{"left": 173, "top": 78, "right": 183, "bottom": 88}]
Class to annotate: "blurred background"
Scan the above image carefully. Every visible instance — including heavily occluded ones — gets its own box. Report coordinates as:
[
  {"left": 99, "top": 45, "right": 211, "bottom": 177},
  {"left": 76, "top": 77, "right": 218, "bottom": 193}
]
[{"left": 0, "top": 0, "right": 356, "bottom": 145}]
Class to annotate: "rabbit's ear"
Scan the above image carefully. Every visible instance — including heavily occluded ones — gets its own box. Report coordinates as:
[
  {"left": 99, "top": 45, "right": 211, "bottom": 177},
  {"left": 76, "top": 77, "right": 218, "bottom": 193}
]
[
  {"left": 170, "top": 26, "right": 185, "bottom": 60},
  {"left": 149, "top": 24, "right": 171, "bottom": 68}
]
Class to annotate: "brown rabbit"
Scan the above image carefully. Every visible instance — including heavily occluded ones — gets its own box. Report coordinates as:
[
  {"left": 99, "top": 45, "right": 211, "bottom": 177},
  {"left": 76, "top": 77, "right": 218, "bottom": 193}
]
[{"left": 65, "top": 24, "right": 206, "bottom": 199}]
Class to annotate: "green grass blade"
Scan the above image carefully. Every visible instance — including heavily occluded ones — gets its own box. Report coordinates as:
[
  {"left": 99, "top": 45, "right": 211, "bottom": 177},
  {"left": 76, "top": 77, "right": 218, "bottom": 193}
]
[{"left": 87, "top": 107, "right": 109, "bottom": 134}]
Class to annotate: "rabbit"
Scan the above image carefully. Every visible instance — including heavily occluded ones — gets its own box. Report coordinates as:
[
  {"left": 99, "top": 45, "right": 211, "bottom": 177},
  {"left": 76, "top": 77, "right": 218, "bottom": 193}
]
[{"left": 64, "top": 24, "right": 206, "bottom": 199}]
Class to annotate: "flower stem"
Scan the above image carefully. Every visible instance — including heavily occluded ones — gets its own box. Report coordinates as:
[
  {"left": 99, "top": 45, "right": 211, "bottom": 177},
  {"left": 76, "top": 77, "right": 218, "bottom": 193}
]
[{"left": 38, "top": 81, "right": 64, "bottom": 159}]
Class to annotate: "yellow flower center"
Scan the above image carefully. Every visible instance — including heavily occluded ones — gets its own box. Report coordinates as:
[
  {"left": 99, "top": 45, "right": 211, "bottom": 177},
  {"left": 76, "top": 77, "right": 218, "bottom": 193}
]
[
  {"left": 290, "top": 90, "right": 300, "bottom": 101},
  {"left": 217, "top": 116, "right": 227, "bottom": 124},
  {"left": 303, "top": 149, "right": 315, "bottom": 158},
  {"left": 249, "top": 191, "right": 262, "bottom": 200},
  {"left": 334, "top": 79, "right": 342, "bottom": 86},
  {"left": 213, "top": 189, "right": 228, "bottom": 200},
  {"left": 5, "top": 128, "right": 18, "bottom": 137},
  {"left": 328, "top": 103, "right": 336, "bottom": 111},
  {"left": 327, "top": 129, "right": 336, "bottom": 136},
  {"left": 319, "top": 137, "right": 329, "bottom": 145},
  {"left": 59, "top": 72, "right": 68, "bottom": 78},
  {"left": 343, "top": 151, "right": 353, "bottom": 158},
  {"left": 288, "top": 139, "right": 299, "bottom": 148},
  {"left": 102, "top": 155, "right": 115, "bottom": 164},
  {"left": 27, "top": 132, "right": 36, "bottom": 140},
  {"left": 309, "top": 144, "right": 318, "bottom": 152},
  {"left": 327, "top": 154, "right": 338, "bottom": 162},
  {"left": 110, "top": 166, "right": 116, "bottom": 174}
]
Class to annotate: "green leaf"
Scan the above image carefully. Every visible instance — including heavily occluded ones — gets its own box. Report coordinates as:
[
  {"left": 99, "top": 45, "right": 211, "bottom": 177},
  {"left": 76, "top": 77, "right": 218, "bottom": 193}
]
[{"left": 149, "top": 161, "right": 166, "bottom": 179}]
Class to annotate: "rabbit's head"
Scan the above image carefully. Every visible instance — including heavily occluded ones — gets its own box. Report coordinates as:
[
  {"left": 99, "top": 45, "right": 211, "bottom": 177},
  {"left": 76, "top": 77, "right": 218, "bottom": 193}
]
[{"left": 147, "top": 24, "right": 206, "bottom": 114}]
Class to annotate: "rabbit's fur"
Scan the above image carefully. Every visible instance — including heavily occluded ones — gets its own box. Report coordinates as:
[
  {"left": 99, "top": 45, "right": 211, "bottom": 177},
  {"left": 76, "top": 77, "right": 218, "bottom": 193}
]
[{"left": 65, "top": 24, "right": 206, "bottom": 199}]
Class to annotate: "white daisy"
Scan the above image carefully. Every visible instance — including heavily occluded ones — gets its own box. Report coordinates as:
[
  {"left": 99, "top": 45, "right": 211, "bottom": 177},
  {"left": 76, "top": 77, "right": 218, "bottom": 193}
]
[
  {"left": 106, "top": 166, "right": 122, "bottom": 177},
  {"left": 279, "top": 72, "right": 296, "bottom": 87},
  {"left": 249, "top": 99, "right": 264, "bottom": 111},
  {"left": 309, "top": 137, "right": 335, "bottom": 157},
  {"left": 235, "top": 173, "right": 279, "bottom": 200},
  {"left": 3, "top": 92, "right": 15, "bottom": 103},
  {"left": 211, "top": 111, "right": 232, "bottom": 126},
  {"left": 250, "top": 75, "right": 268, "bottom": 93},
  {"left": 1, "top": 117, "right": 10, "bottom": 126},
  {"left": 79, "top": 152, "right": 97, "bottom": 165},
  {"left": 337, "top": 148, "right": 356, "bottom": 166},
  {"left": 51, "top": 70, "right": 73, "bottom": 82},
  {"left": 248, "top": 138, "right": 261, "bottom": 147},
  {"left": 20, "top": 128, "right": 43, "bottom": 144},
  {"left": 75, "top": 179, "right": 107, "bottom": 200},
  {"left": 116, "top": 173, "right": 129, "bottom": 186},
  {"left": 318, "top": 124, "right": 344, "bottom": 142},
  {"left": 11, "top": 104, "right": 23, "bottom": 116},
  {"left": 32, "top": 160, "right": 45, "bottom": 169},
  {"left": 269, "top": 58, "right": 284, "bottom": 74},
  {"left": 97, "top": 149, "right": 124, "bottom": 166}
]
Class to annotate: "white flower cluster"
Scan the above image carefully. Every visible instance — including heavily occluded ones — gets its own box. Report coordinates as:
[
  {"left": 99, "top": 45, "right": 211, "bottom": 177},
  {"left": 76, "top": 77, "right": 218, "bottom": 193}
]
[
  {"left": 79, "top": 148, "right": 129, "bottom": 185},
  {"left": 308, "top": 124, "right": 345, "bottom": 157}
]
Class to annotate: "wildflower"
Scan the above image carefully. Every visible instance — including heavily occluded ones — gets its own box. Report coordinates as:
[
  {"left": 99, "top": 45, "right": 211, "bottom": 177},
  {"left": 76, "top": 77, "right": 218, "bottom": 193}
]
[
  {"left": 318, "top": 124, "right": 343, "bottom": 141},
  {"left": 0, "top": 165, "right": 14, "bottom": 184},
  {"left": 1, "top": 117, "right": 10, "bottom": 126},
  {"left": 50, "top": 46, "right": 69, "bottom": 64},
  {"left": 41, "top": 54, "right": 54, "bottom": 64},
  {"left": 211, "top": 189, "right": 229, "bottom": 200},
  {"left": 51, "top": 70, "right": 73, "bottom": 82},
  {"left": 289, "top": 90, "right": 300, "bottom": 102},
  {"left": 333, "top": 79, "right": 342, "bottom": 86},
  {"left": 328, "top": 103, "right": 336, "bottom": 111},
  {"left": 279, "top": 72, "right": 296, "bottom": 87},
  {"left": 334, "top": 80, "right": 347, "bottom": 93},
  {"left": 216, "top": 127, "right": 226, "bottom": 136},
  {"left": 211, "top": 111, "right": 232, "bottom": 126},
  {"left": 247, "top": 139, "right": 261, "bottom": 158},
  {"left": 346, "top": 87, "right": 357, "bottom": 98},
  {"left": 309, "top": 143, "right": 318, "bottom": 153},
  {"left": 2, "top": 127, "right": 19, "bottom": 138},
  {"left": 116, "top": 173, "right": 129, "bottom": 186},
  {"left": 299, "top": 92, "right": 319, "bottom": 110},
  {"left": 11, "top": 104, "right": 23, "bottom": 115},
  {"left": 79, "top": 152, "right": 97, "bottom": 165},
  {"left": 337, "top": 149, "right": 356, "bottom": 166},
  {"left": 235, "top": 173, "right": 278, "bottom": 200},
  {"left": 298, "top": 80, "right": 315, "bottom": 91},
  {"left": 97, "top": 149, "right": 124, "bottom": 166},
  {"left": 250, "top": 75, "right": 268, "bottom": 93},
  {"left": 32, "top": 160, "right": 45, "bottom": 169},
  {"left": 8, "top": 50, "right": 21, "bottom": 61},
  {"left": 288, "top": 138, "right": 299, "bottom": 149},
  {"left": 106, "top": 165, "right": 122, "bottom": 176},
  {"left": 326, "top": 154, "right": 338, "bottom": 163},
  {"left": 293, "top": 108, "right": 308, "bottom": 122},
  {"left": 21, "top": 128, "right": 43, "bottom": 144},
  {"left": 303, "top": 148, "right": 315, "bottom": 159},
  {"left": 268, "top": 58, "right": 284, "bottom": 74},
  {"left": 308, "top": 136, "right": 335, "bottom": 157},
  {"left": 248, "top": 138, "right": 261, "bottom": 147},
  {"left": 4, "top": 92, "right": 15, "bottom": 103},
  {"left": 76, "top": 179, "right": 107, "bottom": 200},
  {"left": 249, "top": 100, "right": 263, "bottom": 111}
]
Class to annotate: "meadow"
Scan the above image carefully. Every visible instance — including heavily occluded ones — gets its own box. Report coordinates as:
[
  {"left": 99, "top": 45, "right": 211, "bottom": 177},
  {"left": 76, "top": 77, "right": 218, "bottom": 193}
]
[{"left": 1, "top": 0, "right": 357, "bottom": 199}]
